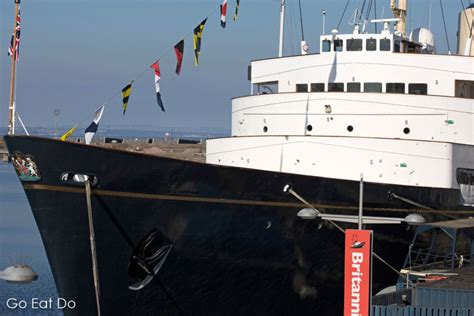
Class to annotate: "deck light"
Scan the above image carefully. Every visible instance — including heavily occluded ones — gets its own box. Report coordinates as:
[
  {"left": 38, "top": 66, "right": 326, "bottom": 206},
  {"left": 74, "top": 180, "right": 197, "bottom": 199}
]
[
  {"left": 282, "top": 184, "right": 292, "bottom": 194},
  {"left": 297, "top": 208, "right": 318, "bottom": 220},
  {"left": 403, "top": 214, "right": 426, "bottom": 225}
]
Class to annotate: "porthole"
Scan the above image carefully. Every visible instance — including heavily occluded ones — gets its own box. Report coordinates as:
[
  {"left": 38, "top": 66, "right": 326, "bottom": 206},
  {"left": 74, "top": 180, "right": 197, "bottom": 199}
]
[
  {"left": 128, "top": 229, "right": 173, "bottom": 290},
  {"left": 307, "top": 125, "right": 313, "bottom": 132},
  {"left": 347, "top": 125, "right": 354, "bottom": 132},
  {"left": 263, "top": 126, "right": 268, "bottom": 133},
  {"left": 403, "top": 127, "right": 410, "bottom": 134}
]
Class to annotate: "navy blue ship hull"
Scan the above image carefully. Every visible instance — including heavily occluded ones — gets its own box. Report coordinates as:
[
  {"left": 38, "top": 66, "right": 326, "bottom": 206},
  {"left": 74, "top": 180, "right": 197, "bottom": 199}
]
[{"left": 4, "top": 135, "right": 471, "bottom": 315}]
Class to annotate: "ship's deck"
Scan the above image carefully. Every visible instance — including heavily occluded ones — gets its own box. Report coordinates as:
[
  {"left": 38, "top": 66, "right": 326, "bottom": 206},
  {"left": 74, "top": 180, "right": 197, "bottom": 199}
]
[{"left": 0, "top": 137, "right": 206, "bottom": 163}]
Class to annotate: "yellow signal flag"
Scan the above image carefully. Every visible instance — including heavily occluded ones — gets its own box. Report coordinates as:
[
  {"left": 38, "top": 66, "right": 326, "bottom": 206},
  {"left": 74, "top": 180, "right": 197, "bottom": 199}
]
[
  {"left": 122, "top": 80, "right": 134, "bottom": 115},
  {"left": 193, "top": 18, "right": 208, "bottom": 66},
  {"left": 60, "top": 125, "right": 78, "bottom": 141},
  {"left": 233, "top": 0, "right": 240, "bottom": 21}
]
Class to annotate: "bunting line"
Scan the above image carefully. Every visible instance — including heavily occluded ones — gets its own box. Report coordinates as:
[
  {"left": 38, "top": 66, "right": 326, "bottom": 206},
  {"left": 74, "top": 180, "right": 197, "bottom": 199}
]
[
  {"left": 57, "top": 2, "right": 240, "bottom": 144},
  {"left": 68, "top": 1, "right": 234, "bottom": 125}
]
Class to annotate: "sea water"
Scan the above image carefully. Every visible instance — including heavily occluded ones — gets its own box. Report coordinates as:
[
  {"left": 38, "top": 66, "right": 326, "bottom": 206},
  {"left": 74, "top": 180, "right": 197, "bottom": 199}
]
[{"left": 0, "top": 162, "right": 61, "bottom": 315}]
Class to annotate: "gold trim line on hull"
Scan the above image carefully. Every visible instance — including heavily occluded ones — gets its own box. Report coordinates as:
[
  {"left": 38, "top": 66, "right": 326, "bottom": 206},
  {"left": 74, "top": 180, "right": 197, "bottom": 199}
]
[{"left": 22, "top": 183, "right": 474, "bottom": 215}]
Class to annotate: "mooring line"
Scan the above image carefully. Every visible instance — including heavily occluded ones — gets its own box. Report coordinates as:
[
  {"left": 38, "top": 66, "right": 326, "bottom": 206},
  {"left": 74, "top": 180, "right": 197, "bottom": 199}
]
[{"left": 85, "top": 180, "right": 102, "bottom": 316}]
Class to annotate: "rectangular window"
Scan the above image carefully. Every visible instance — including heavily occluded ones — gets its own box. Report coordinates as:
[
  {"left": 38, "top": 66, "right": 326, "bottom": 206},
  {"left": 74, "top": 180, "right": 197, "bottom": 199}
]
[
  {"left": 347, "top": 39, "right": 362, "bottom": 51},
  {"left": 296, "top": 84, "right": 308, "bottom": 92},
  {"left": 311, "top": 83, "right": 325, "bottom": 92},
  {"left": 408, "top": 83, "right": 428, "bottom": 95},
  {"left": 366, "top": 38, "right": 377, "bottom": 51},
  {"left": 457, "top": 169, "right": 474, "bottom": 206},
  {"left": 364, "top": 82, "right": 382, "bottom": 93},
  {"left": 328, "top": 83, "right": 344, "bottom": 92},
  {"left": 347, "top": 82, "right": 361, "bottom": 92},
  {"left": 253, "top": 81, "right": 278, "bottom": 95},
  {"left": 393, "top": 40, "right": 401, "bottom": 52},
  {"left": 322, "top": 40, "right": 331, "bottom": 52},
  {"left": 455, "top": 80, "right": 474, "bottom": 99},
  {"left": 334, "top": 39, "right": 343, "bottom": 52},
  {"left": 386, "top": 83, "right": 405, "bottom": 94},
  {"left": 380, "top": 38, "right": 391, "bottom": 51}
]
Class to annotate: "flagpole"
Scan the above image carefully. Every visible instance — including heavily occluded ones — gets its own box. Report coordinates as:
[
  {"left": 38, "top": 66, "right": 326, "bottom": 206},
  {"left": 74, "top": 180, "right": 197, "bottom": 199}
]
[
  {"left": 278, "top": 0, "right": 285, "bottom": 57},
  {"left": 12, "top": 52, "right": 19, "bottom": 135},
  {"left": 7, "top": 0, "right": 20, "bottom": 135}
]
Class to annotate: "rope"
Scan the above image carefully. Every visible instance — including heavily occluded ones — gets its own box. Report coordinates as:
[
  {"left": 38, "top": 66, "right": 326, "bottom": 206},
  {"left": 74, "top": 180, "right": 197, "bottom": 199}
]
[
  {"left": 286, "top": 0, "right": 295, "bottom": 55},
  {"left": 85, "top": 180, "right": 102, "bottom": 316},
  {"left": 298, "top": 0, "right": 305, "bottom": 41},
  {"left": 337, "top": 0, "right": 351, "bottom": 30},
  {"left": 374, "top": 0, "right": 378, "bottom": 33},
  {"left": 439, "top": 0, "right": 451, "bottom": 54},
  {"left": 66, "top": 1, "right": 223, "bottom": 136},
  {"left": 360, "top": 0, "right": 367, "bottom": 21},
  {"left": 365, "top": 0, "right": 373, "bottom": 22},
  {"left": 287, "top": 187, "right": 411, "bottom": 282},
  {"left": 390, "top": 192, "right": 457, "bottom": 219}
]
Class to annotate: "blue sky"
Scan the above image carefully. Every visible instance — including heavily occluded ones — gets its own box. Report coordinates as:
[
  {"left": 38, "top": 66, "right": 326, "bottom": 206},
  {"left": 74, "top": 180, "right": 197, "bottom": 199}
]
[{"left": 0, "top": 0, "right": 464, "bottom": 132}]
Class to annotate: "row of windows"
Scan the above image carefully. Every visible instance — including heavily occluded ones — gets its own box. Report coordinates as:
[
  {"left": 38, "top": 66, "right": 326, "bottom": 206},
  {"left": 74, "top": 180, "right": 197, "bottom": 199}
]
[
  {"left": 296, "top": 82, "right": 428, "bottom": 95},
  {"left": 322, "top": 38, "right": 395, "bottom": 52}
]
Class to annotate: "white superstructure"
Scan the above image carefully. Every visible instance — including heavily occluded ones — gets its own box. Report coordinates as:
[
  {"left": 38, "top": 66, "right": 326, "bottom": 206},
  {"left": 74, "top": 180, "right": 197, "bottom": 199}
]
[{"left": 206, "top": 3, "right": 474, "bottom": 201}]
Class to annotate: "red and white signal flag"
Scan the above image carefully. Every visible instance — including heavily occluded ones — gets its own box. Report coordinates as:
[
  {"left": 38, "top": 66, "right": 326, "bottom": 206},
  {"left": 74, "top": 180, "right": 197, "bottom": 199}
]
[
  {"left": 220, "top": 0, "right": 227, "bottom": 28},
  {"left": 150, "top": 60, "right": 165, "bottom": 112}
]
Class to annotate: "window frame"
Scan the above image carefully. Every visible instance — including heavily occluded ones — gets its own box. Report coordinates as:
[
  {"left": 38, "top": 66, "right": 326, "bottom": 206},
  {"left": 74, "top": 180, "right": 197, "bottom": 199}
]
[
  {"left": 322, "top": 40, "right": 331, "bottom": 52},
  {"left": 328, "top": 82, "right": 344, "bottom": 92},
  {"left": 366, "top": 38, "right": 377, "bottom": 51},
  {"left": 296, "top": 84, "right": 309, "bottom": 93},
  {"left": 311, "top": 83, "right": 325, "bottom": 92},
  {"left": 347, "top": 38, "right": 363, "bottom": 51},
  {"left": 386, "top": 82, "right": 405, "bottom": 94},
  {"left": 380, "top": 38, "right": 391, "bottom": 51},
  {"left": 347, "top": 82, "right": 361, "bottom": 92},
  {"left": 364, "top": 82, "right": 382, "bottom": 93},
  {"left": 253, "top": 81, "right": 278, "bottom": 95},
  {"left": 334, "top": 39, "right": 343, "bottom": 52},
  {"left": 408, "top": 83, "right": 428, "bottom": 95},
  {"left": 393, "top": 39, "right": 401, "bottom": 52}
]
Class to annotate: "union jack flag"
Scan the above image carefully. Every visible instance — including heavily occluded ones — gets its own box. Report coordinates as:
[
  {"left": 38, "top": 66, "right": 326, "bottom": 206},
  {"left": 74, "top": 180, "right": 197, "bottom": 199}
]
[{"left": 8, "top": 8, "right": 21, "bottom": 61}]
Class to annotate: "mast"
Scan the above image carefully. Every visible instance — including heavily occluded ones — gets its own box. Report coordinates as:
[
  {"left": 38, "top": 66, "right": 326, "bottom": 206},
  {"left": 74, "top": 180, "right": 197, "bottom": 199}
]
[
  {"left": 278, "top": 0, "right": 285, "bottom": 57},
  {"left": 7, "top": 0, "right": 20, "bottom": 135},
  {"left": 390, "top": 0, "right": 407, "bottom": 36}
]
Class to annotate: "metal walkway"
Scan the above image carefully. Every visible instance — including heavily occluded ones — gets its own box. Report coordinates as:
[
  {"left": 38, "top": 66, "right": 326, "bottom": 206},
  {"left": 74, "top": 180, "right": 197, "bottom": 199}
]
[{"left": 372, "top": 306, "right": 473, "bottom": 316}]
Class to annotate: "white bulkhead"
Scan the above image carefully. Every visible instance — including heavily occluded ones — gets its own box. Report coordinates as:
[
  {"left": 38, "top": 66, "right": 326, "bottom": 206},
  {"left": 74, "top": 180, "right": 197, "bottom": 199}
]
[{"left": 207, "top": 29, "right": 474, "bottom": 190}]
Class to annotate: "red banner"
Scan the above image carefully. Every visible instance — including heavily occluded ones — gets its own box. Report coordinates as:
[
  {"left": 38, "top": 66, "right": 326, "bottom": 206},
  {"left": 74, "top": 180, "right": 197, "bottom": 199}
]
[{"left": 344, "top": 229, "right": 373, "bottom": 316}]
